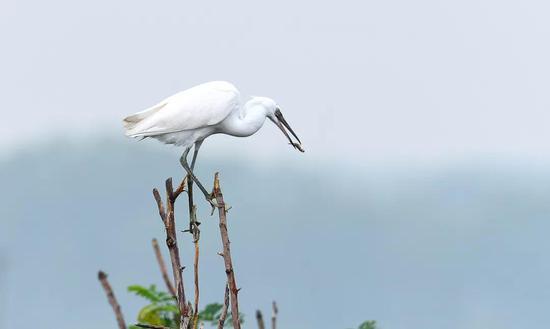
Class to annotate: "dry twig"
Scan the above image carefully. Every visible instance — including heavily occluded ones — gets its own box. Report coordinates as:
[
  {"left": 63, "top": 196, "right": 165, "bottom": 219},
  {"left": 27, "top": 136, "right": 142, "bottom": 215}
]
[
  {"left": 193, "top": 239, "right": 200, "bottom": 329},
  {"left": 212, "top": 173, "right": 241, "bottom": 329},
  {"left": 217, "top": 283, "right": 230, "bottom": 329},
  {"left": 185, "top": 173, "right": 201, "bottom": 329},
  {"left": 152, "top": 238, "right": 177, "bottom": 297},
  {"left": 153, "top": 177, "right": 189, "bottom": 328},
  {"left": 256, "top": 310, "right": 266, "bottom": 329},
  {"left": 97, "top": 271, "right": 126, "bottom": 329},
  {"left": 271, "top": 301, "right": 278, "bottom": 329}
]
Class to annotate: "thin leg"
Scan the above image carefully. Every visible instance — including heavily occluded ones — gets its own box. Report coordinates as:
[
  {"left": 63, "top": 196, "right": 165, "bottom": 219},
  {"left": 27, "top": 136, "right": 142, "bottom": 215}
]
[
  {"left": 187, "top": 141, "right": 203, "bottom": 235},
  {"left": 180, "top": 146, "right": 213, "bottom": 203},
  {"left": 190, "top": 140, "right": 203, "bottom": 172}
]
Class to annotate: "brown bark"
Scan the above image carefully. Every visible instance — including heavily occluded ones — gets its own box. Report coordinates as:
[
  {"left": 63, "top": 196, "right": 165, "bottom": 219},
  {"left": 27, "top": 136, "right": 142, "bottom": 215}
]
[
  {"left": 152, "top": 238, "right": 177, "bottom": 297},
  {"left": 256, "top": 310, "right": 266, "bottom": 329},
  {"left": 97, "top": 271, "right": 126, "bottom": 329},
  {"left": 217, "top": 283, "right": 230, "bottom": 329},
  {"left": 212, "top": 173, "right": 241, "bottom": 329},
  {"left": 192, "top": 239, "right": 200, "bottom": 329},
  {"left": 153, "top": 177, "right": 189, "bottom": 329}
]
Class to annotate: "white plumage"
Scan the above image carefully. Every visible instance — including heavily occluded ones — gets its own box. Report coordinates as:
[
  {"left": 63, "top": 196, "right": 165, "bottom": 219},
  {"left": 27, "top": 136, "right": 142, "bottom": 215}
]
[
  {"left": 122, "top": 80, "right": 303, "bottom": 204},
  {"left": 124, "top": 81, "right": 239, "bottom": 141}
]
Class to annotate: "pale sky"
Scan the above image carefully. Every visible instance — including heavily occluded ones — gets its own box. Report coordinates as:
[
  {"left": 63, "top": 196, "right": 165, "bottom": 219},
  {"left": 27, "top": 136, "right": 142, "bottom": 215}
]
[{"left": 1, "top": 0, "right": 550, "bottom": 163}]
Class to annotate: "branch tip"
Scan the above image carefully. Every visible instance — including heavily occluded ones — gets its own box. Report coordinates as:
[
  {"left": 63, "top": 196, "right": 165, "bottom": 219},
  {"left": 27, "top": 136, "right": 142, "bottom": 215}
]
[
  {"left": 213, "top": 172, "right": 220, "bottom": 191},
  {"left": 256, "top": 310, "right": 266, "bottom": 329},
  {"left": 98, "top": 269, "right": 126, "bottom": 329},
  {"left": 165, "top": 178, "right": 174, "bottom": 198}
]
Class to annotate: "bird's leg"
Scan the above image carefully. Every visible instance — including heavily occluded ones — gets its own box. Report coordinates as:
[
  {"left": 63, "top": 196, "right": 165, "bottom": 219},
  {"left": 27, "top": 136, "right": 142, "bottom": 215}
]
[
  {"left": 187, "top": 142, "right": 202, "bottom": 236},
  {"left": 187, "top": 171, "right": 196, "bottom": 235},
  {"left": 179, "top": 148, "right": 217, "bottom": 213}
]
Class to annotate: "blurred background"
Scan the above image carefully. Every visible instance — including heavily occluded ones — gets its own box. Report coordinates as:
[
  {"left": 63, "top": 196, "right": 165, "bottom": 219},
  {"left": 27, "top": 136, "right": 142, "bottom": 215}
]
[{"left": 1, "top": 0, "right": 550, "bottom": 328}]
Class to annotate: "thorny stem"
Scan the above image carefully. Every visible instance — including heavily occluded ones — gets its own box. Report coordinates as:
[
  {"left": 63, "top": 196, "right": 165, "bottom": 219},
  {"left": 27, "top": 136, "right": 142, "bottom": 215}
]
[
  {"left": 153, "top": 177, "right": 189, "bottom": 328},
  {"left": 186, "top": 172, "right": 201, "bottom": 329},
  {"left": 212, "top": 173, "right": 241, "bottom": 329}
]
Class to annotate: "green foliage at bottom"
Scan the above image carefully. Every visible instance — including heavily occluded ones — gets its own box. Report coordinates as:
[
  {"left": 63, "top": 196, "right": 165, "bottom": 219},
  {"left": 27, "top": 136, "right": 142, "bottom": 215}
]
[
  {"left": 347, "top": 320, "right": 377, "bottom": 329},
  {"left": 128, "top": 283, "right": 375, "bottom": 329},
  {"left": 358, "top": 320, "right": 377, "bottom": 329},
  {"left": 127, "top": 284, "right": 243, "bottom": 328}
]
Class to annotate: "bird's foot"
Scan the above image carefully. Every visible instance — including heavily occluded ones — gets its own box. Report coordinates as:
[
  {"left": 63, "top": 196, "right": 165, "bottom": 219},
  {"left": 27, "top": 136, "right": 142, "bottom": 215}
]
[
  {"left": 207, "top": 194, "right": 231, "bottom": 215},
  {"left": 182, "top": 221, "right": 201, "bottom": 234},
  {"left": 208, "top": 196, "right": 218, "bottom": 216}
]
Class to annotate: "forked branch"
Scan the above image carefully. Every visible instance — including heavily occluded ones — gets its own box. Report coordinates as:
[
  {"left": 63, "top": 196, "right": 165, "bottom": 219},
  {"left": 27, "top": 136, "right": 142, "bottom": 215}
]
[{"left": 153, "top": 177, "right": 189, "bottom": 328}]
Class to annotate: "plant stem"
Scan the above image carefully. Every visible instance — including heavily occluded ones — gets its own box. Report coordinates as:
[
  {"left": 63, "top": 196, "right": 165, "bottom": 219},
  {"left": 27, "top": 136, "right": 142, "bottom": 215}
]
[
  {"left": 256, "top": 310, "right": 266, "bottom": 329},
  {"left": 152, "top": 238, "right": 177, "bottom": 297},
  {"left": 97, "top": 271, "right": 126, "bottom": 329},
  {"left": 153, "top": 177, "right": 189, "bottom": 328},
  {"left": 212, "top": 173, "right": 241, "bottom": 329},
  {"left": 217, "top": 283, "right": 230, "bottom": 329}
]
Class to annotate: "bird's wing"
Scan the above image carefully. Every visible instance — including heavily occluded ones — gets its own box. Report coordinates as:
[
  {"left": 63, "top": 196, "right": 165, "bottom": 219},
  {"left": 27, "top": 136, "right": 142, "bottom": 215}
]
[{"left": 124, "top": 81, "right": 240, "bottom": 137}]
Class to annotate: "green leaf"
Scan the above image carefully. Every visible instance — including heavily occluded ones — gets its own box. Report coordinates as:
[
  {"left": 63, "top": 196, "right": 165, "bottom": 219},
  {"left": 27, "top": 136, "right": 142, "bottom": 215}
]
[
  {"left": 198, "top": 303, "right": 224, "bottom": 322},
  {"left": 128, "top": 285, "right": 163, "bottom": 303},
  {"left": 358, "top": 320, "right": 377, "bottom": 329},
  {"left": 137, "top": 304, "right": 164, "bottom": 325}
]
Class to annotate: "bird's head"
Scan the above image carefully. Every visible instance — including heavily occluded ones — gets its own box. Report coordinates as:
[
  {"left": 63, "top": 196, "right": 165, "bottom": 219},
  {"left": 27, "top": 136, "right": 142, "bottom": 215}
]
[{"left": 262, "top": 100, "right": 304, "bottom": 153}]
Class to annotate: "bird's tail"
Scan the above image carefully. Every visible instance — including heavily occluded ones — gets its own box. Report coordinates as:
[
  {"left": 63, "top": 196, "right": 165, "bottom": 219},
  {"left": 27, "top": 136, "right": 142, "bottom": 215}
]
[{"left": 123, "top": 102, "right": 166, "bottom": 136}]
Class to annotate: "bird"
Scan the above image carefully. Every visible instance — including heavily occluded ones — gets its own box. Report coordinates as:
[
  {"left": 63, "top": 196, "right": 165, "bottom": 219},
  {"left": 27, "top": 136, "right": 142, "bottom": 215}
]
[{"left": 123, "top": 81, "right": 304, "bottom": 208}]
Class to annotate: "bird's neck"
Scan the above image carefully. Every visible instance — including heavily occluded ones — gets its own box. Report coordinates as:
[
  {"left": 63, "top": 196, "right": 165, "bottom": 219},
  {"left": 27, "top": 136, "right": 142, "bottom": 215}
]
[{"left": 223, "top": 104, "right": 267, "bottom": 137}]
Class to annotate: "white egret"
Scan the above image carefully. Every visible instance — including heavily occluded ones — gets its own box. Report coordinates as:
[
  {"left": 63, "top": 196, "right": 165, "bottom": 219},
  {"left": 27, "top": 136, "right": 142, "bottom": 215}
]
[{"left": 123, "top": 81, "right": 304, "bottom": 207}]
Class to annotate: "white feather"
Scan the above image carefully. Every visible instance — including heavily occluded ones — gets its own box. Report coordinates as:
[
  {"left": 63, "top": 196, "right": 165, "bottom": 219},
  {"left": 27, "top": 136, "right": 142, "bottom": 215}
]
[{"left": 123, "top": 81, "right": 240, "bottom": 137}]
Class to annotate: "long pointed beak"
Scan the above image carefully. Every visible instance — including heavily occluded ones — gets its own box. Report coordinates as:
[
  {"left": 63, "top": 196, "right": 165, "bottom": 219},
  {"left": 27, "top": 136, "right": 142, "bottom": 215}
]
[{"left": 275, "top": 110, "right": 304, "bottom": 152}]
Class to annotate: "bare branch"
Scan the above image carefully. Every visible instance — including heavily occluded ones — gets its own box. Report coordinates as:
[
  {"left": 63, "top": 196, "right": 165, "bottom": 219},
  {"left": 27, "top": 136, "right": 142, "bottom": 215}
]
[
  {"left": 153, "top": 178, "right": 189, "bottom": 328},
  {"left": 193, "top": 239, "right": 200, "bottom": 329},
  {"left": 271, "top": 301, "right": 278, "bottom": 329},
  {"left": 184, "top": 173, "right": 201, "bottom": 329},
  {"left": 217, "top": 283, "right": 230, "bottom": 329},
  {"left": 256, "top": 310, "right": 266, "bottom": 329},
  {"left": 212, "top": 173, "right": 241, "bottom": 329},
  {"left": 153, "top": 188, "right": 166, "bottom": 223},
  {"left": 173, "top": 177, "right": 187, "bottom": 200},
  {"left": 166, "top": 177, "right": 175, "bottom": 200},
  {"left": 152, "top": 238, "right": 176, "bottom": 297},
  {"left": 97, "top": 271, "right": 126, "bottom": 329}
]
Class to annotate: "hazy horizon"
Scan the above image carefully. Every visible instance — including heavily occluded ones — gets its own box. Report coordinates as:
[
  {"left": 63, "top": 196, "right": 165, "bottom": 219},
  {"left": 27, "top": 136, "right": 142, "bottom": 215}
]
[{"left": 2, "top": 141, "right": 550, "bottom": 329}]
